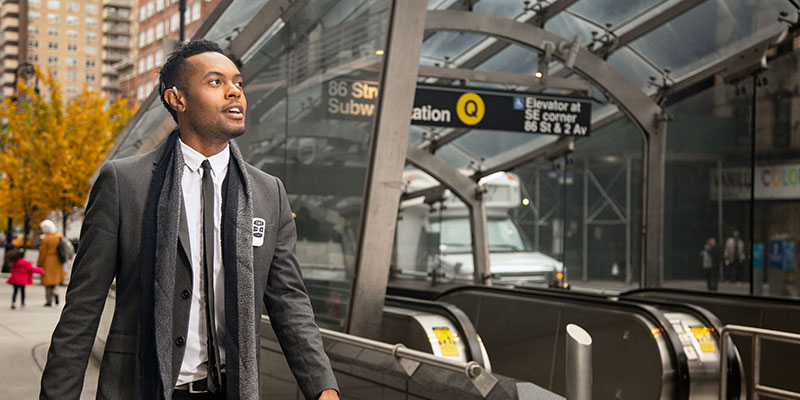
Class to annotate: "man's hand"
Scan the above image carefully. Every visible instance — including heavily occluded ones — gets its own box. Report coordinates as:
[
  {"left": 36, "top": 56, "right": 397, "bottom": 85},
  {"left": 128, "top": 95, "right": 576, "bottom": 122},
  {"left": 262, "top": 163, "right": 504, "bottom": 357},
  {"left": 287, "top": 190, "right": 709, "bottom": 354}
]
[{"left": 318, "top": 389, "right": 340, "bottom": 400}]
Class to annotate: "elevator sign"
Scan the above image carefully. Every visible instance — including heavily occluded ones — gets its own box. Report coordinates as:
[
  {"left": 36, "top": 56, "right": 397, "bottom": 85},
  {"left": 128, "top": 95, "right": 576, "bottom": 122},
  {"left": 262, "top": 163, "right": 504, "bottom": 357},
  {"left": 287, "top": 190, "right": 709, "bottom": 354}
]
[
  {"left": 413, "top": 85, "right": 592, "bottom": 136},
  {"left": 323, "top": 78, "right": 592, "bottom": 136}
]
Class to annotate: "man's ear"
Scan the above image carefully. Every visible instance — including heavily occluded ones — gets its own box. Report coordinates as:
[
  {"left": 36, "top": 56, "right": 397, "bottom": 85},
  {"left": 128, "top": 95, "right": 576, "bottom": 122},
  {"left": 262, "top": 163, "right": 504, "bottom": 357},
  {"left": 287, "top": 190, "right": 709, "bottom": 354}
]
[{"left": 164, "top": 87, "right": 186, "bottom": 113}]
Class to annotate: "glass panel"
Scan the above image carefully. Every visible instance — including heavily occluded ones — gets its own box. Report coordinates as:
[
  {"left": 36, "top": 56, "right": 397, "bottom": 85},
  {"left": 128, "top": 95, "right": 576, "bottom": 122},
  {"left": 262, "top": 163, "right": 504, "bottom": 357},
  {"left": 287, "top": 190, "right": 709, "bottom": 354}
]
[
  {"left": 606, "top": 47, "right": 661, "bottom": 89},
  {"left": 663, "top": 81, "right": 752, "bottom": 294},
  {"left": 476, "top": 43, "right": 539, "bottom": 75},
  {"left": 568, "top": 0, "right": 665, "bottom": 28},
  {"left": 566, "top": 119, "right": 644, "bottom": 290},
  {"left": 544, "top": 12, "right": 602, "bottom": 48},
  {"left": 510, "top": 159, "right": 569, "bottom": 288},
  {"left": 629, "top": 0, "right": 792, "bottom": 79},
  {"left": 112, "top": 99, "right": 167, "bottom": 159},
  {"left": 473, "top": 0, "right": 525, "bottom": 19},
  {"left": 391, "top": 167, "right": 477, "bottom": 284},
  {"left": 202, "top": 0, "right": 270, "bottom": 45},
  {"left": 240, "top": 0, "right": 391, "bottom": 330},
  {"left": 421, "top": 31, "right": 486, "bottom": 63},
  {"left": 754, "top": 51, "right": 800, "bottom": 299}
]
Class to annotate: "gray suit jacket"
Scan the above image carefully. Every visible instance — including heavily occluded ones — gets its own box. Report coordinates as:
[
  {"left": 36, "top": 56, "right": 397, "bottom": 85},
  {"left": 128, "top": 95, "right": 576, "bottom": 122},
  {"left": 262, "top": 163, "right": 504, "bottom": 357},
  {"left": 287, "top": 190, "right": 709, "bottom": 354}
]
[{"left": 40, "top": 141, "right": 338, "bottom": 399}]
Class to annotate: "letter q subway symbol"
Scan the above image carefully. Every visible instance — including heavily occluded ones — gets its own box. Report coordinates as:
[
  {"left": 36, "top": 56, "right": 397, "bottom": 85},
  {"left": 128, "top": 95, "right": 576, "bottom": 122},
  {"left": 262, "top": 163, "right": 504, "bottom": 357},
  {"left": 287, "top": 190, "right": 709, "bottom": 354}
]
[{"left": 456, "top": 92, "right": 485, "bottom": 126}]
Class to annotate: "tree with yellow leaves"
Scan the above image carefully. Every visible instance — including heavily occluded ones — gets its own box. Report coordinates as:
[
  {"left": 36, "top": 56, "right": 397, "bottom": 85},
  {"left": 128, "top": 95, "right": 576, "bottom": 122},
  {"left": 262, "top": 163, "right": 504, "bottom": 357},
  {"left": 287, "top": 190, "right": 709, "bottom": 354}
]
[{"left": 0, "top": 69, "right": 135, "bottom": 246}]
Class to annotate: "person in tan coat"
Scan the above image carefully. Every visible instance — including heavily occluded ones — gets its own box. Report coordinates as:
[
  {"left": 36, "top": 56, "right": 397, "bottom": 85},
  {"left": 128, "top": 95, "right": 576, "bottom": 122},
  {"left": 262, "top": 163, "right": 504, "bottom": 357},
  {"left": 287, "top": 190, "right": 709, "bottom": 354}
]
[{"left": 37, "top": 220, "right": 65, "bottom": 307}]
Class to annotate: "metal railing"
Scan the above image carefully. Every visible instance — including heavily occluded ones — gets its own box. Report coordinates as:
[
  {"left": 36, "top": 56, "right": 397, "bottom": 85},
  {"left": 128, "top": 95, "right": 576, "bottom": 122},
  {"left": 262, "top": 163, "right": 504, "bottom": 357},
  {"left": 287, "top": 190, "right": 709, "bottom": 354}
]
[
  {"left": 720, "top": 324, "right": 800, "bottom": 400},
  {"left": 263, "top": 316, "right": 499, "bottom": 397}
]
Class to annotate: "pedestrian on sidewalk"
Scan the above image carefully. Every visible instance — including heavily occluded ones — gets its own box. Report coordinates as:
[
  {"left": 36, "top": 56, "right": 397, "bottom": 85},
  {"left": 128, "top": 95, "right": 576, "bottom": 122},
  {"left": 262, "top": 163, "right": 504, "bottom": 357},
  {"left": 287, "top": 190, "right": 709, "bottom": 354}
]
[
  {"left": 5, "top": 247, "right": 44, "bottom": 309},
  {"left": 701, "top": 237, "right": 721, "bottom": 291},
  {"left": 37, "top": 220, "right": 65, "bottom": 307}
]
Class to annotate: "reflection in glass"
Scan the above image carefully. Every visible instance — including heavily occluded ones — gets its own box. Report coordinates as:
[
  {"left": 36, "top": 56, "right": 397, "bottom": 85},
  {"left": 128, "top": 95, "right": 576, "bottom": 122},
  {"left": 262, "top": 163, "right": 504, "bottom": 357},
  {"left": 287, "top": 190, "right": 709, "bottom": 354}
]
[{"left": 240, "top": 0, "right": 391, "bottom": 330}]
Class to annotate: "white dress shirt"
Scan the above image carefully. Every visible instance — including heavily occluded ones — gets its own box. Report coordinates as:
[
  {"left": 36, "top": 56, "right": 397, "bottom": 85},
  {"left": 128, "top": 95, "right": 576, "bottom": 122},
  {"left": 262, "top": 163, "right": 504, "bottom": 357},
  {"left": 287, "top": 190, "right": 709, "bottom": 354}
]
[{"left": 176, "top": 139, "right": 228, "bottom": 386}]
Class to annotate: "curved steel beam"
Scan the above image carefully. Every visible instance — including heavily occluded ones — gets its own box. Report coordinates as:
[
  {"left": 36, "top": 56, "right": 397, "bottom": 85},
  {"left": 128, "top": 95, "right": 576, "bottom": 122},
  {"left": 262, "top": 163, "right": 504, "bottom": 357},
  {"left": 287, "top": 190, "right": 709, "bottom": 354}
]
[{"left": 425, "top": 10, "right": 661, "bottom": 138}]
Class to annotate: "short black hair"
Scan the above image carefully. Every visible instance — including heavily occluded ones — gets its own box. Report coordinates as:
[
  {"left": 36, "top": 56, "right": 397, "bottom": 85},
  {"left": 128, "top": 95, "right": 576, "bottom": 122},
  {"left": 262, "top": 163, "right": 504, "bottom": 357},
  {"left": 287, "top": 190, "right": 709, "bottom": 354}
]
[{"left": 159, "top": 39, "right": 230, "bottom": 123}]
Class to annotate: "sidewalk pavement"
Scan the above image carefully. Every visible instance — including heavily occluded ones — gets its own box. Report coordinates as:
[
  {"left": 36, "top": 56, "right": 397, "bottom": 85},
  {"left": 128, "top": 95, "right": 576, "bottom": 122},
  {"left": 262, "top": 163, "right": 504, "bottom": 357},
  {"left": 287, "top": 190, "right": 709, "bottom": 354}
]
[{"left": 0, "top": 272, "right": 99, "bottom": 399}]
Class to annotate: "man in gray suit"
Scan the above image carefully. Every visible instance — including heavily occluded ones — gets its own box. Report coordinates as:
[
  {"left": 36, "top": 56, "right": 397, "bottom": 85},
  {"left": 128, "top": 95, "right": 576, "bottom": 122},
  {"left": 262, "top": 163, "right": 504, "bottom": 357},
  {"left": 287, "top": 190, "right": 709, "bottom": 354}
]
[{"left": 40, "top": 40, "right": 340, "bottom": 400}]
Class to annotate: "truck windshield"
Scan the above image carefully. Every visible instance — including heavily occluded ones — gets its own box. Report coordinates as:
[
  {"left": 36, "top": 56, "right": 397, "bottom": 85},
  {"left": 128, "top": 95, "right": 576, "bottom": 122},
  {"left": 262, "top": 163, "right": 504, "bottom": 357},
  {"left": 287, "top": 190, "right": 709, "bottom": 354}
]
[{"left": 431, "top": 217, "right": 532, "bottom": 253}]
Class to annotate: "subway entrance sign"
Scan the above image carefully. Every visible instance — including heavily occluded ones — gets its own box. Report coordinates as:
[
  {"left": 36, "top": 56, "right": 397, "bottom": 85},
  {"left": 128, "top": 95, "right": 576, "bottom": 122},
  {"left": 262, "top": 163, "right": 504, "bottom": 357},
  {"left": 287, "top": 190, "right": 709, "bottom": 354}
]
[
  {"left": 323, "top": 78, "right": 592, "bottom": 136},
  {"left": 412, "top": 84, "right": 592, "bottom": 136}
]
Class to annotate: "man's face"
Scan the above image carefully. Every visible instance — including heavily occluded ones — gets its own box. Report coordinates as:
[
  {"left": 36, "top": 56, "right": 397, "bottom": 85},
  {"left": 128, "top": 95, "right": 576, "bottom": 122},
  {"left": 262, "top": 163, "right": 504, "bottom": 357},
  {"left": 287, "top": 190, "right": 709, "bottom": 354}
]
[{"left": 180, "top": 51, "right": 246, "bottom": 141}]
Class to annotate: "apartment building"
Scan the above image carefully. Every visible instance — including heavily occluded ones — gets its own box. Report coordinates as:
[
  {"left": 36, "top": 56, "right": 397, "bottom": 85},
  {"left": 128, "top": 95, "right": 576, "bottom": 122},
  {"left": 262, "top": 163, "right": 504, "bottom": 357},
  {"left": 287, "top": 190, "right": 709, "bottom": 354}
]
[
  {"left": 0, "top": 0, "right": 134, "bottom": 101},
  {"left": 0, "top": 0, "right": 27, "bottom": 98},
  {"left": 102, "top": 0, "right": 133, "bottom": 99},
  {"left": 132, "top": 0, "right": 220, "bottom": 108}
]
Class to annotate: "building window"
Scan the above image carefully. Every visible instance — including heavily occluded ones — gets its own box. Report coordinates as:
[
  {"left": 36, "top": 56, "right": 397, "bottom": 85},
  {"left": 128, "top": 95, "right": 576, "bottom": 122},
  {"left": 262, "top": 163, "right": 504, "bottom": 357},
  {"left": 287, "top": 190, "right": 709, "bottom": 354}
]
[
  {"left": 66, "top": 57, "right": 77, "bottom": 67},
  {"left": 86, "top": 18, "right": 97, "bottom": 29},
  {"left": 51, "top": 70, "right": 58, "bottom": 78},
  {"left": 47, "top": 13, "right": 58, "bottom": 23},
  {"left": 86, "top": 59, "right": 95, "bottom": 68},
  {"left": 30, "top": 0, "right": 41, "bottom": 7},
  {"left": 47, "top": 0, "right": 60, "bottom": 10},
  {"left": 67, "top": 30, "right": 79, "bottom": 39},
  {"left": 146, "top": 27, "right": 154, "bottom": 44},
  {"left": 86, "top": 73, "right": 95, "bottom": 83},
  {"left": 28, "top": 54, "right": 39, "bottom": 63},
  {"left": 29, "top": 26, "right": 40, "bottom": 35},
  {"left": 29, "top": 11, "right": 41, "bottom": 21},
  {"left": 155, "top": 49, "right": 164, "bottom": 66},
  {"left": 47, "top": 55, "right": 58, "bottom": 65},
  {"left": 66, "top": 86, "right": 77, "bottom": 96},
  {"left": 139, "top": 32, "right": 145, "bottom": 49},
  {"left": 138, "top": 84, "right": 145, "bottom": 100},
  {"left": 48, "top": 41, "right": 58, "bottom": 50},
  {"left": 67, "top": 43, "right": 77, "bottom": 52},
  {"left": 146, "top": 54, "right": 154, "bottom": 71},
  {"left": 86, "top": 4, "right": 97, "bottom": 14},
  {"left": 28, "top": 40, "right": 39, "bottom": 49},
  {"left": 147, "top": 1, "right": 155, "bottom": 18},
  {"left": 156, "top": 0, "right": 164, "bottom": 12},
  {"left": 86, "top": 32, "right": 97, "bottom": 42},
  {"left": 85, "top": 46, "right": 96, "bottom": 55},
  {"left": 139, "top": 7, "right": 146, "bottom": 22},
  {"left": 170, "top": 13, "right": 179, "bottom": 32},
  {"left": 191, "top": 2, "right": 201, "bottom": 22},
  {"left": 184, "top": 8, "right": 190, "bottom": 25},
  {"left": 156, "top": 22, "right": 164, "bottom": 40},
  {"left": 66, "top": 2, "right": 79, "bottom": 12},
  {"left": 47, "top": 27, "right": 58, "bottom": 37},
  {"left": 138, "top": 58, "right": 145, "bottom": 74},
  {"left": 67, "top": 70, "right": 76, "bottom": 81},
  {"left": 66, "top": 15, "right": 79, "bottom": 25}
]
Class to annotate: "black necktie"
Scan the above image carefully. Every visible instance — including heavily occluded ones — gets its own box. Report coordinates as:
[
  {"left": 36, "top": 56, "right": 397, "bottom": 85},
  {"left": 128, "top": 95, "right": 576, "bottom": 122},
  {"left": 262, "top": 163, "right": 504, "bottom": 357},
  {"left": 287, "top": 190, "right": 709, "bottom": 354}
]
[{"left": 200, "top": 160, "right": 222, "bottom": 392}]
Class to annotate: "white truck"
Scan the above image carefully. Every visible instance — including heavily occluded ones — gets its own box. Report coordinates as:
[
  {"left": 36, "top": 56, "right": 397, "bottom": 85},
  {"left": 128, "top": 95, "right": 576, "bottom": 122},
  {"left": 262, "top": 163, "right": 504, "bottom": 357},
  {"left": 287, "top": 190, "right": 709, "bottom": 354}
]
[{"left": 393, "top": 170, "right": 567, "bottom": 288}]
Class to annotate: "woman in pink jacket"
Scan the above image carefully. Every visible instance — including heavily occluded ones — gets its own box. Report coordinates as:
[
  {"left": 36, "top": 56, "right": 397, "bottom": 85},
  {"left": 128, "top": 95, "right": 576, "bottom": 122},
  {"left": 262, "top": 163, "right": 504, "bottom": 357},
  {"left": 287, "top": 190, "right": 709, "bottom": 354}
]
[{"left": 5, "top": 247, "right": 44, "bottom": 309}]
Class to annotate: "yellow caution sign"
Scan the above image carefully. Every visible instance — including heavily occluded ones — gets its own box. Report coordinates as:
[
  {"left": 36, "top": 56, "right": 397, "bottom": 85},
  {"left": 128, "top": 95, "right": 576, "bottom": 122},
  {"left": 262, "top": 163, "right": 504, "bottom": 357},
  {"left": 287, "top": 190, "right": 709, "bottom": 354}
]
[
  {"left": 433, "top": 327, "right": 459, "bottom": 357},
  {"left": 690, "top": 327, "right": 717, "bottom": 353}
]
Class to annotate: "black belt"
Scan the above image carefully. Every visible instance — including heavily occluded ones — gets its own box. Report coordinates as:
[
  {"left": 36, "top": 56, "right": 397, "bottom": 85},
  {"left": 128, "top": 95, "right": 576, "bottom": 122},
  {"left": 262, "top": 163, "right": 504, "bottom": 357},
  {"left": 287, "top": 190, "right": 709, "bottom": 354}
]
[{"left": 175, "top": 373, "right": 226, "bottom": 394}]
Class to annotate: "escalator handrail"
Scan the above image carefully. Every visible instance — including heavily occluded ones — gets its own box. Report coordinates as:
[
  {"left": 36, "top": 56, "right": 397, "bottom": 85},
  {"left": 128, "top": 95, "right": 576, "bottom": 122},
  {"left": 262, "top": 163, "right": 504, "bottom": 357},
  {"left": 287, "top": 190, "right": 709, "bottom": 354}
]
[
  {"left": 385, "top": 295, "right": 487, "bottom": 368},
  {"left": 621, "top": 287, "right": 800, "bottom": 307},
  {"left": 435, "top": 285, "right": 692, "bottom": 400}
]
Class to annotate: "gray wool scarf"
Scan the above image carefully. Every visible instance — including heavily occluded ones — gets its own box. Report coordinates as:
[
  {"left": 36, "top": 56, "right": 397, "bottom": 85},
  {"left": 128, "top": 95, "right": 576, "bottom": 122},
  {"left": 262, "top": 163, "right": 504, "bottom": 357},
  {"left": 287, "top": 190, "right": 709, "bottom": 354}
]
[{"left": 139, "top": 130, "right": 258, "bottom": 400}]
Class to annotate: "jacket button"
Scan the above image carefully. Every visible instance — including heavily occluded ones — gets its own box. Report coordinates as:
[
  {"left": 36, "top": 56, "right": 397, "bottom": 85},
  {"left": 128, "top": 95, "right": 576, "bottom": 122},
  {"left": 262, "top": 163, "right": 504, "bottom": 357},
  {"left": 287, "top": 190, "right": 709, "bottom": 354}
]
[
  {"left": 175, "top": 336, "right": 185, "bottom": 347},
  {"left": 181, "top": 289, "right": 191, "bottom": 299}
]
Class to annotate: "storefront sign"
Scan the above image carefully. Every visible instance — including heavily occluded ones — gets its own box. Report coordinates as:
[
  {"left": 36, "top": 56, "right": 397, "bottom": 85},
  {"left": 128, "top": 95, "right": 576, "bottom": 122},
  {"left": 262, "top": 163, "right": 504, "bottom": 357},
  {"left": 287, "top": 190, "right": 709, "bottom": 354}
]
[
  {"left": 323, "top": 78, "right": 593, "bottom": 136},
  {"left": 710, "top": 163, "right": 800, "bottom": 200}
]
